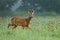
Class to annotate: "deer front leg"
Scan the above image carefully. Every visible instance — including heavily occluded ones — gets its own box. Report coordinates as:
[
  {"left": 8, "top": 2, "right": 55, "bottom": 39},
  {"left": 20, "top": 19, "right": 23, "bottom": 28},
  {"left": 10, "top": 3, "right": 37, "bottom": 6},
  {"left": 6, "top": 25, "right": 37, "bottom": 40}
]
[{"left": 26, "top": 25, "right": 31, "bottom": 29}]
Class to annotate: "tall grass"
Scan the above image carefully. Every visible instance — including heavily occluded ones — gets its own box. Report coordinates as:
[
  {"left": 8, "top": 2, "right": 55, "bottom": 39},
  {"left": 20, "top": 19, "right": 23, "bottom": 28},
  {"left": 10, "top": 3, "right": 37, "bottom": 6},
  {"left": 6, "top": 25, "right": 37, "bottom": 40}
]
[{"left": 0, "top": 12, "right": 60, "bottom": 40}]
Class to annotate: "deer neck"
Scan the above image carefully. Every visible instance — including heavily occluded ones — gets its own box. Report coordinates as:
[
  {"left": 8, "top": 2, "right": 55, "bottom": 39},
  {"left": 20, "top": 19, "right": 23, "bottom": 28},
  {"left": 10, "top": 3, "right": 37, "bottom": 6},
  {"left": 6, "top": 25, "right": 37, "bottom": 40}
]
[
  {"left": 28, "top": 17, "right": 32, "bottom": 21},
  {"left": 26, "top": 17, "right": 32, "bottom": 24}
]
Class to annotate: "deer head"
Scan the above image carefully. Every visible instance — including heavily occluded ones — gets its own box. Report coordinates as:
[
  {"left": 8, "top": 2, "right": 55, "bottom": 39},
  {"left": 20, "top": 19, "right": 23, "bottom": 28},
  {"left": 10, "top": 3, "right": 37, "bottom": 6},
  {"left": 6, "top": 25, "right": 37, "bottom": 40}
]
[{"left": 28, "top": 9, "right": 34, "bottom": 18}]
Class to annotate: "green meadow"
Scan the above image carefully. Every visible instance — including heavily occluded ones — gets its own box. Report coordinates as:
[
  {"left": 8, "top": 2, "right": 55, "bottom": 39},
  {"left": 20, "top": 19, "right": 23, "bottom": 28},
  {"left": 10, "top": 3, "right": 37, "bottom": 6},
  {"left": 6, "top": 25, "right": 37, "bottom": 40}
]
[{"left": 0, "top": 11, "right": 60, "bottom": 40}]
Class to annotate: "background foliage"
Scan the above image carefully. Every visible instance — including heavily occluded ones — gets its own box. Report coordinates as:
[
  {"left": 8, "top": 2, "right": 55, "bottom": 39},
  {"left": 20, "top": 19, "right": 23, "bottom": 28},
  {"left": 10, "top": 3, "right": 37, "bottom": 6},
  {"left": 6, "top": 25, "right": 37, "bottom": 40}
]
[{"left": 0, "top": 0, "right": 60, "bottom": 16}]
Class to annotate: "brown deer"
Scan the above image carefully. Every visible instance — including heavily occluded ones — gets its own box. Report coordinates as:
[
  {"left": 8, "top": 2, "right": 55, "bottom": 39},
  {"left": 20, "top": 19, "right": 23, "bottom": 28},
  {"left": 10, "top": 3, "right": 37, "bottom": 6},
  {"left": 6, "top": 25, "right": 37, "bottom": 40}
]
[{"left": 8, "top": 9, "right": 34, "bottom": 29}]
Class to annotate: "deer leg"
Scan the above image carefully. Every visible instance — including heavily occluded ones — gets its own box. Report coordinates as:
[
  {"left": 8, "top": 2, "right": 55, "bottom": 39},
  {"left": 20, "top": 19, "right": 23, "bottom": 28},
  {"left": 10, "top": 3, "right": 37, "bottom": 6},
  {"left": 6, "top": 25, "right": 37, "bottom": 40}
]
[
  {"left": 23, "top": 27, "right": 24, "bottom": 29},
  {"left": 26, "top": 25, "right": 31, "bottom": 29},
  {"left": 13, "top": 25, "right": 17, "bottom": 28},
  {"left": 8, "top": 24, "right": 12, "bottom": 28},
  {"left": 8, "top": 23, "right": 17, "bottom": 28},
  {"left": 28, "top": 27, "right": 31, "bottom": 29},
  {"left": 22, "top": 26, "right": 24, "bottom": 29}
]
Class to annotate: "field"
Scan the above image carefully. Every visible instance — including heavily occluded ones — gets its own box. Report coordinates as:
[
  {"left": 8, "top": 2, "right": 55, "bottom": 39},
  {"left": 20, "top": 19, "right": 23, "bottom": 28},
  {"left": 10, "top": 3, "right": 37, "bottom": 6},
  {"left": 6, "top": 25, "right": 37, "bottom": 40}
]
[{"left": 0, "top": 12, "right": 60, "bottom": 40}]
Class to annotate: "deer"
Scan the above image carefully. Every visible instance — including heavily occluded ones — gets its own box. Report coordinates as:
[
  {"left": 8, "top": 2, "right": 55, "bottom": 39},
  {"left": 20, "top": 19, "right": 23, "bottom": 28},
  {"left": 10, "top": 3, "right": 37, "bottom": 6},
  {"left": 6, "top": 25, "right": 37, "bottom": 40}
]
[{"left": 8, "top": 9, "right": 34, "bottom": 29}]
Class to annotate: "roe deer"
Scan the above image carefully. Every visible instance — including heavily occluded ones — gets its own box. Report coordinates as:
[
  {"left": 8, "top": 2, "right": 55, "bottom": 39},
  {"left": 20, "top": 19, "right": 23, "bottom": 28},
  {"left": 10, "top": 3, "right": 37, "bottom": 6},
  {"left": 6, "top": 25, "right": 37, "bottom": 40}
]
[{"left": 8, "top": 9, "right": 34, "bottom": 29}]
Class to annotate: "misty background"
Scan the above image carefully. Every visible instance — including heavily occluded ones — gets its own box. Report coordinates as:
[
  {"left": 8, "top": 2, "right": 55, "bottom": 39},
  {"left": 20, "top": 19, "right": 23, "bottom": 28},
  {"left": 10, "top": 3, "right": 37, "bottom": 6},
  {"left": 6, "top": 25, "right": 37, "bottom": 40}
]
[{"left": 0, "top": 0, "right": 60, "bottom": 17}]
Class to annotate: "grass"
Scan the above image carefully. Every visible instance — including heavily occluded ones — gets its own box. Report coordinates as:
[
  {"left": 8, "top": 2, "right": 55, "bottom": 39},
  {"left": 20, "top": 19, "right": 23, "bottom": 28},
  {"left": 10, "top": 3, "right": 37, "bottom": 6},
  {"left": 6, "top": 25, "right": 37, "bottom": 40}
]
[{"left": 0, "top": 12, "right": 60, "bottom": 40}]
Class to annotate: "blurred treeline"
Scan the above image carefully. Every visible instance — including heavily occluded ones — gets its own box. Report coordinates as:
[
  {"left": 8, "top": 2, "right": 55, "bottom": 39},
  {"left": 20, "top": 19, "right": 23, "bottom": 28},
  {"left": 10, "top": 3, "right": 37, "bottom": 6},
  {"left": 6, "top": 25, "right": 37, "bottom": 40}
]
[{"left": 0, "top": 0, "right": 60, "bottom": 17}]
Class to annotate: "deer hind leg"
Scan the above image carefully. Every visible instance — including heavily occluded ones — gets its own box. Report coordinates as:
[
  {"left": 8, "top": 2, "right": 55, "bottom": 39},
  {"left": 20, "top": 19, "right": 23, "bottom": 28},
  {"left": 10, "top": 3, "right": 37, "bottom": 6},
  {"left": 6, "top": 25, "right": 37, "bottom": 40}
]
[
  {"left": 8, "top": 23, "right": 17, "bottom": 28},
  {"left": 13, "top": 25, "right": 17, "bottom": 28},
  {"left": 8, "top": 23, "right": 12, "bottom": 28}
]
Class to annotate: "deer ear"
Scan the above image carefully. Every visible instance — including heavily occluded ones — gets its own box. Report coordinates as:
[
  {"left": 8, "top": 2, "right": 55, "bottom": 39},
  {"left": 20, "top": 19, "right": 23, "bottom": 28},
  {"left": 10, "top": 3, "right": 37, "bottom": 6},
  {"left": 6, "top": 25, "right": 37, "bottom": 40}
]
[
  {"left": 27, "top": 11, "right": 30, "bottom": 14},
  {"left": 32, "top": 10, "right": 34, "bottom": 14}
]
